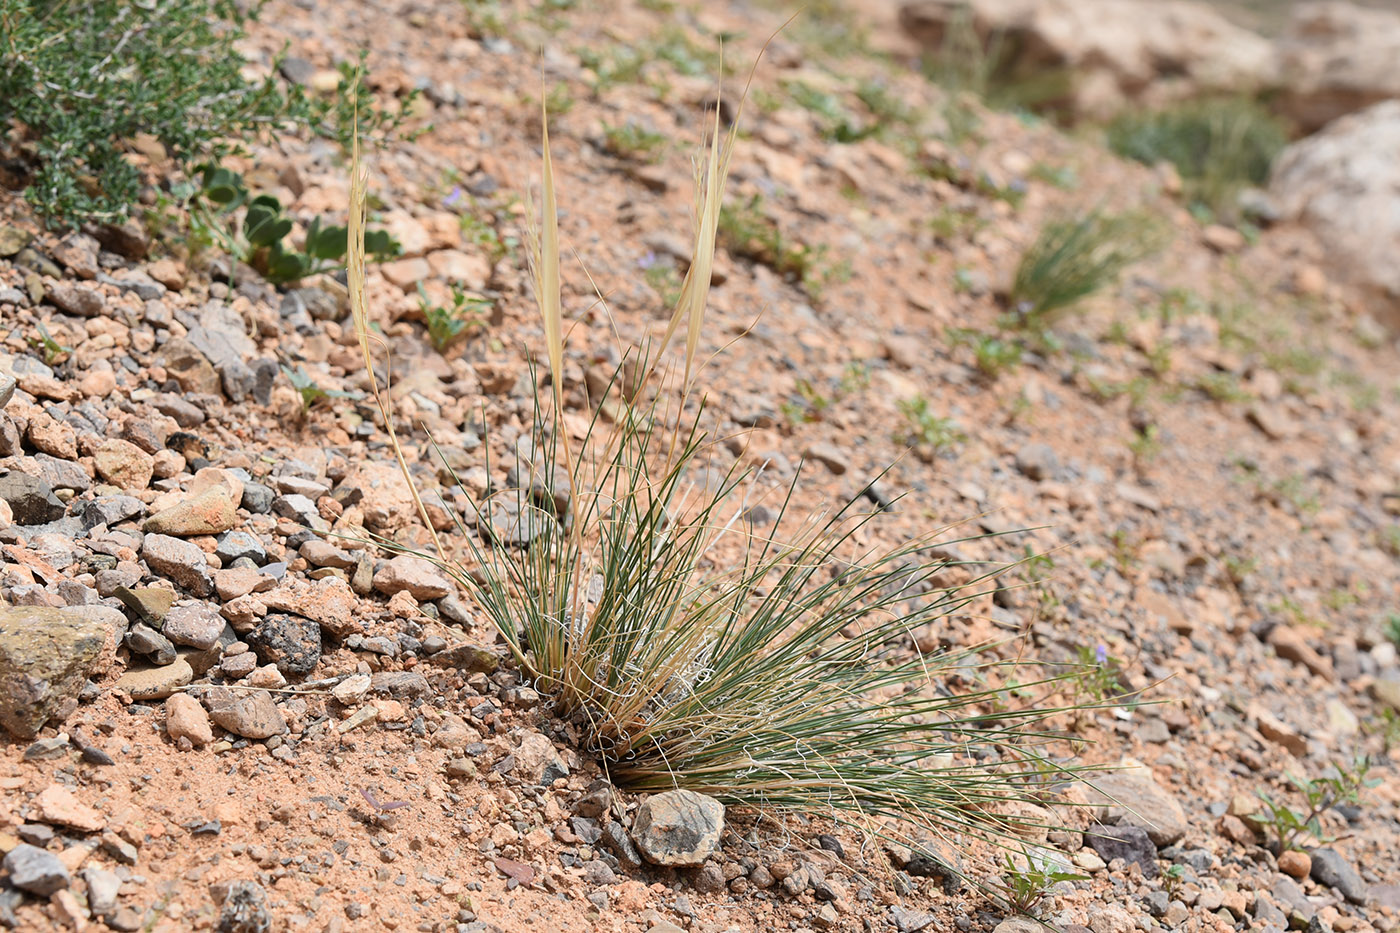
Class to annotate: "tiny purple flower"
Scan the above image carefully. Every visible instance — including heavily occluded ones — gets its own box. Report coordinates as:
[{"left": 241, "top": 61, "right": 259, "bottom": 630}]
[
  {"left": 442, "top": 185, "right": 464, "bottom": 208},
  {"left": 1094, "top": 643, "right": 1109, "bottom": 665},
  {"left": 637, "top": 250, "right": 657, "bottom": 270}
]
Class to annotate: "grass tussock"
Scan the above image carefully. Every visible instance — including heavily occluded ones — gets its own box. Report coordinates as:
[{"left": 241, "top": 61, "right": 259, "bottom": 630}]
[
  {"left": 1107, "top": 97, "right": 1287, "bottom": 221},
  {"left": 1009, "top": 210, "right": 1166, "bottom": 332},
  {"left": 348, "top": 67, "right": 1098, "bottom": 858}
]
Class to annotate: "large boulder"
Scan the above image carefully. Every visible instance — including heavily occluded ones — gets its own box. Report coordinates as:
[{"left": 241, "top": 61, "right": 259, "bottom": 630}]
[
  {"left": 898, "top": 0, "right": 1277, "bottom": 119},
  {"left": 0, "top": 606, "right": 110, "bottom": 738},
  {"left": 1269, "top": 100, "right": 1400, "bottom": 322},
  {"left": 1274, "top": 2, "right": 1400, "bottom": 133}
]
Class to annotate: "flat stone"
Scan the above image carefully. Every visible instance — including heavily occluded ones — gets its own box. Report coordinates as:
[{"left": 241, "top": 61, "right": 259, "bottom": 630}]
[
  {"left": 164, "top": 692, "right": 213, "bottom": 746},
  {"left": 125, "top": 622, "right": 176, "bottom": 664},
  {"left": 216, "top": 530, "right": 267, "bottom": 565},
  {"left": 373, "top": 554, "right": 452, "bottom": 600},
  {"left": 512, "top": 732, "right": 569, "bottom": 785},
  {"left": 1076, "top": 760, "right": 1187, "bottom": 845},
  {"left": 83, "top": 865, "right": 121, "bottom": 915},
  {"left": 93, "top": 439, "right": 154, "bottom": 490},
  {"left": 161, "top": 601, "right": 225, "bottom": 650},
  {"left": 116, "top": 585, "right": 177, "bottom": 626},
  {"left": 259, "top": 576, "right": 362, "bottom": 637},
  {"left": 46, "top": 283, "right": 104, "bottom": 317},
  {"left": 143, "top": 486, "right": 239, "bottom": 536},
  {"left": 0, "top": 605, "right": 108, "bottom": 738},
  {"left": 201, "top": 685, "right": 287, "bottom": 739},
  {"left": 631, "top": 790, "right": 725, "bottom": 867},
  {"left": 36, "top": 783, "right": 103, "bottom": 832},
  {"left": 114, "top": 657, "right": 193, "bottom": 700}
]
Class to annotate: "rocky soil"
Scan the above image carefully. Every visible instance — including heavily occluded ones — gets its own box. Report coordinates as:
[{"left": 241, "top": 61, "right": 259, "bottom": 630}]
[{"left": 1, "top": 0, "right": 1400, "bottom": 932}]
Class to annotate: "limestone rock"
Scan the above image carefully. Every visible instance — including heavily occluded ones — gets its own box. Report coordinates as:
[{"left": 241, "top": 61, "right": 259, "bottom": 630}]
[
  {"left": 0, "top": 605, "right": 108, "bottom": 738},
  {"left": 630, "top": 790, "right": 725, "bottom": 867}
]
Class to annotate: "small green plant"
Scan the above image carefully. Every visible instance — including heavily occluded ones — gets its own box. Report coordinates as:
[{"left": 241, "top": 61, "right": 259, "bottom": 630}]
[
  {"left": 898, "top": 396, "right": 966, "bottom": 453},
  {"left": 948, "top": 328, "right": 1022, "bottom": 379},
  {"left": 998, "top": 847, "right": 1088, "bottom": 916},
  {"left": 781, "top": 378, "right": 836, "bottom": 425},
  {"left": 1384, "top": 613, "right": 1400, "bottom": 649},
  {"left": 1161, "top": 863, "right": 1186, "bottom": 901},
  {"left": 601, "top": 122, "right": 667, "bottom": 162},
  {"left": 281, "top": 365, "right": 360, "bottom": 413},
  {"left": 417, "top": 284, "right": 491, "bottom": 352},
  {"left": 1222, "top": 554, "right": 1257, "bottom": 587},
  {"left": 1256, "top": 757, "right": 1377, "bottom": 853},
  {"left": 1070, "top": 643, "right": 1124, "bottom": 703},
  {"left": 1128, "top": 424, "right": 1161, "bottom": 463},
  {"left": 29, "top": 323, "right": 71, "bottom": 366},
  {"left": 0, "top": 0, "right": 414, "bottom": 227},
  {"left": 1009, "top": 211, "right": 1165, "bottom": 332},
  {"left": 642, "top": 257, "right": 684, "bottom": 308},
  {"left": 1195, "top": 371, "right": 1250, "bottom": 403},
  {"left": 193, "top": 167, "right": 398, "bottom": 285},
  {"left": 787, "top": 81, "right": 874, "bottom": 143},
  {"left": 718, "top": 194, "right": 841, "bottom": 299},
  {"left": 1107, "top": 97, "right": 1287, "bottom": 222}
]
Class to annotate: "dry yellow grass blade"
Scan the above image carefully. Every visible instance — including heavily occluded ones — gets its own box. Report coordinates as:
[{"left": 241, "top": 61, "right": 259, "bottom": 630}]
[{"left": 347, "top": 114, "right": 445, "bottom": 559}]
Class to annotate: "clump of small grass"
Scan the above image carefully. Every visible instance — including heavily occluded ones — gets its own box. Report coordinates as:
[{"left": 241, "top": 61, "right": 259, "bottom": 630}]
[
  {"left": 348, "top": 66, "right": 1099, "bottom": 865},
  {"left": 601, "top": 121, "right": 667, "bottom": 162},
  {"left": 1008, "top": 210, "right": 1166, "bottom": 332},
  {"left": 717, "top": 193, "right": 846, "bottom": 300},
  {"left": 1107, "top": 97, "right": 1287, "bottom": 222}
]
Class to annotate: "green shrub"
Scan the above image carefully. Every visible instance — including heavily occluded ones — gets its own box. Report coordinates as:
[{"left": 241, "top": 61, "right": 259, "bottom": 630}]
[
  {"left": 1107, "top": 98, "right": 1287, "bottom": 220},
  {"left": 1009, "top": 211, "right": 1165, "bottom": 331},
  {"left": 0, "top": 0, "right": 413, "bottom": 228}
]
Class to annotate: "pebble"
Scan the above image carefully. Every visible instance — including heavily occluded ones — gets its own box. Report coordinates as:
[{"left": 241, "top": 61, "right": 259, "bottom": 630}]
[
  {"left": 1278, "top": 849, "right": 1311, "bottom": 879},
  {"left": 247, "top": 613, "right": 322, "bottom": 675},
  {"left": 165, "top": 692, "right": 214, "bottom": 746},
  {"left": 141, "top": 533, "right": 213, "bottom": 596},
  {"left": 1309, "top": 847, "right": 1369, "bottom": 904},
  {"left": 631, "top": 790, "right": 725, "bottom": 867},
  {"left": 143, "top": 486, "right": 239, "bottom": 536},
  {"left": 202, "top": 685, "right": 287, "bottom": 738},
  {"left": 217, "top": 530, "right": 268, "bottom": 565},
  {"left": 114, "top": 657, "right": 194, "bottom": 700},
  {"left": 36, "top": 783, "right": 104, "bottom": 832},
  {"left": 161, "top": 601, "right": 226, "bottom": 650},
  {"left": 93, "top": 438, "right": 155, "bottom": 489},
  {"left": 373, "top": 554, "right": 453, "bottom": 600}
]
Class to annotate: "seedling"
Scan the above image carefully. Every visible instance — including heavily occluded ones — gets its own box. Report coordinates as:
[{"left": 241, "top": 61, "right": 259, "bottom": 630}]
[
  {"left": 29, "top": 322, "right": 71, "bottom": 365},
  {"left": 1256, "top": 757, "right": 1377, "bottom": 853},
  {"left": 1071, "top": 642, "right": 1124, "bottom": 703},
  {"left": 998, "top": 847, "right": 1087, "bottom": 916},
  {"left": 601, "top": 122, "right": 667, "bottom": 162},
  {"left": 948, "top": 327, "right": 1022, "bottom": 379},
  {"left": 281, "top": 364, "right": 360, "bottom": 413},
  {"left": 898, "top": 395, "right": 965, "bottom": 453},
  {"left": 417, "top": 284, "right": 491, "bottom": 352}
]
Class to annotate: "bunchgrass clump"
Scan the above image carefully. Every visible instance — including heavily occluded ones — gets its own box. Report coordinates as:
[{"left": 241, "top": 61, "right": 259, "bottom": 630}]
[
  {"left": 1008, "top": 211, "right": 1166, "bottom": 332},
  {"left": 347, "top": 68, "right": 1099, "bottom": 863},
  {"left": 1107, "top": 97, "right": 1287, "bottom": 221}
]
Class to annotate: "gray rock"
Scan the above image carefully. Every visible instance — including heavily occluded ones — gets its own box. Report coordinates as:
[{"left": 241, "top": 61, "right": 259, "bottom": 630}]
[
  {"left": 162, "top": 601, "right": 224, "bottom": 650},
  {"left": 1015, "top": 442, "right": 1059, "bottom": 481},
  {"left": 218, "top": 880, "right": 272, "bottom": 933},
  {"left": 83, "top": 866, "right": 121, "bottom": 915},
  {"left": 0, "top": 470, "right": 66, "bottom": 524},
  {"left": 142, "top": 533, "right": 213, "bottom": 596},
  {"left": 1077, "top": 767, "right": 1188, "bottom": 845},
  {"left": 891, "top": 906, "right": 937, "bottom": 933},
  {"left": 601, "top": 819, "right": 642, "bottom": 870},
  {"left": 247, "top": 613, "right": 322, "bottom": 676},
  {"left": 240, "top": 482, "right": 274, "bottom": 514},
  {"left": 631, "top": 790, "right": 725, "bottom": 867},
  {"left": 1271, "top": 875, "right": 1315, "bottom": 923},
  {"left": 1085, "top": 824, "right": 1158, "bottom": 879},
  {"left": 151, "top": 393, "right": 204, "bottom": 427},
  {"left": 2, "top": 843, "right": 70, "bottom": 895},
  {"left": 0, "top": 370, "right": 14, "bottom": 409},
  {"left": 219, "top": 359, "right": 256, "bottom": 402},
  {"left": 216, "top": 531, "right": 267, "bottom": 565},
  {"left": 46, "top": 283, "right": 105, "bottom": 317},
  {"left": 481, "top": 497, "right": 555, "bottom": 547},
  {"left": 272, "top": 493, "right": 319, "bottom": 526},
  {"left": 33, "top": 453, "right": 91, "bottom": 492},
  {"left": 0, "top": 606, "right": 108, "bottom": 738},
  {"left": 75, "top": 495, "right": 146, "bottom": 530},
  {"left": 370, "top": 670, "right": 430, "bottom": 698},
  {"left": 251, "top": 359, "right": 278, "bottom": 406},
  {"left": 126, "top": 622, "right": 177, "bottom": 665},
  {"left": 1309, "top": 847, "right": 1369, "bottom": 904}
]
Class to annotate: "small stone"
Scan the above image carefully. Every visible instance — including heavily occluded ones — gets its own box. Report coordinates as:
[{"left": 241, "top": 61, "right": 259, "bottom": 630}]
[
  {"left": 126, "top": 622, "right": 176, "bottom": 664},
  {"left": 216, "top": 531, "right": 267, "bottom": 565},
  {"left": 331, "top": 673, "right": 372, "bottom": 705},
  {"left": 1279, "top": 848, "right": 1311, "bottom": 879},
  {"left": 259, "top": 576, "right": 362, "bottom": 637},
  {"left": 116, "top": 586, "right": 177, "bottom": 626},
  {"left": 84, "top": 865, "right": 122, "bottom": 915},
  {"left": 46, "top": 282, "right": 105, "bottom": 317},
  {"left": 144, "top": 486, "right": 239, "bottom": 536},
  {"left": 271, "top": 493, "right": 320, "bottom": 526},
  {"left": 247, "top": 613, "right": 322, "bottom": 676},
  {"left": 0, "top": 470, "right": 67, "bottom": 524},
  {"left": 512, "top": 732, "right": 569, "bottom": 785},
  {"left": 93, "top": 439, "right": 154, "bottom": 490},
  {"left": 218, "top": 880, "right": 272, "bottom": 933},
  {"left": 114, "top": 657, "right": 194, "bottom": 700},
  {"left": 1015, "top": 442, "right": 1059, "bottom": 481},
  {"left": 142, "top": 533, "right": 213, "bottom": 596},
  {"left": 631, "top": 790, "right": 725, "bottom": 867},
  {"left": 1076, "top": 761, "right": 1187, "bottom": 845},
  {"left": 373, "top": 554, "right": 453, "bottom": 600},
  {"left": 2, "top": 843, "right": 70, "bottom": 895},
  {"left": 162, "top": 601, "right": 225, "bottom": 650},
  {"left": 1084, "top": 824, "right": 1158, "bottom": 878},
  {"left": 165, "top": 692, "right": 213, "bottom": 746},
  {"left": 802, "top": 442, "right": 850, "bottom": 475},
  {"left": 202, "top": 685, "right": 287, "bottom": 738},
  {"left": 1309, "top": 847, "right": 1368, "bottom": 904},
  {"left": 36, "top": 783, "right": 103, "bottom": 832}
]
